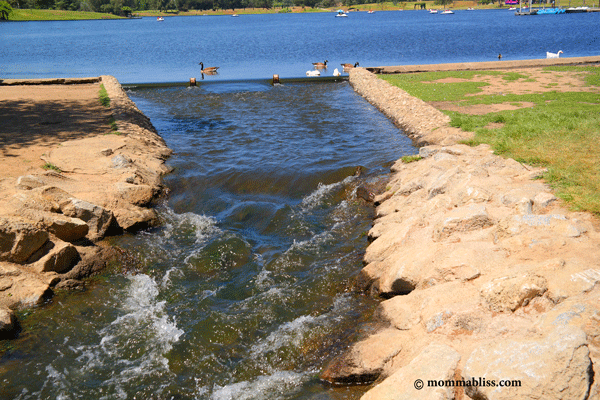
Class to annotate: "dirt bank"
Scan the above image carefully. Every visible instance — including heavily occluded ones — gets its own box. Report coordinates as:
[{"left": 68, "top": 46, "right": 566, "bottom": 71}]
[
  {"left": 319, "top": 66, "right": 600, "bottom": 399},
  {"left": 0, "top": 76, "right": 172, "bottom": 338}
]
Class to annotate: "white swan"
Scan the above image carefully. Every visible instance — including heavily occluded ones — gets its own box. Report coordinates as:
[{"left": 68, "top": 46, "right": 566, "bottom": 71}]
[
  {"left": 306, "top": 70, "right": 320, "bottom": 77},
  {"left": 546, "top": 50, "right": 563, "bottom": 59},
  {"left": 333, "top": 68, "right": 341, "bottom": 76}
]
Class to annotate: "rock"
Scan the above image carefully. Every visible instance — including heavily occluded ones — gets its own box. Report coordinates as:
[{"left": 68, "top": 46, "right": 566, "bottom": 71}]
[
  {"left": 0, "top": 217, "right": 49, "bottom": 264},
  {"left": 320, "top": 328, "right": 405, "bottom": 384},
  {"left": 100, "top": 148, "right": 113, "bottom": 156},
  {"left": 115, "top": 182, "right": 158, "bottom": 207},
  {"left": 60, "top": 198, "right": 116, "bottom": 241},
  {"left": 480, "top": 274, "right": 548, "bottom": 312},
  {"left": 33, "top": 241, "right": 80, "bottom": 273},
  {"left": 533, "top": 191, "right": 557, "bottom": 212},
  {"left": 41, "top": 213, "right": 89, "bottom": 242},
  {"left": 0, "top": 307, "right": 18, "bottom": 339},
  {"left": 463, "top": 326, "right": 592, "bottom": 400},
  {"left": 16, "top": 175, "right": 45, "bottom": 190},
  {"left": 361, "top": 343, "right": 461, "bottom": 400},
  {"left": 112, "top": 206, "right": 157, "bottom": 232},
  {"left": 111, "top": 154, "right": 132, "bottom": 168},
  {"left": 433, "top": 204, "right": 494, "bottom": 241},
  {"left": 54, "top": 279, "right": 85, "bottom": 291},
  {"left": 356, "top": 185, "right": 375, "bottom": 202}
]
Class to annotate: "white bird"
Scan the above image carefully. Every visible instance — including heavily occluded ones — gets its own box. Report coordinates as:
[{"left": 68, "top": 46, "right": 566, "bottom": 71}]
[
  {"left": 546, "top": 50, "right": 563, "bottom": 59},
  {"left": 306, "top": 70, "right": 320, "bottom": 77},
  {"left": 333, "top": 68, "right": 341, "bottom": 76}
]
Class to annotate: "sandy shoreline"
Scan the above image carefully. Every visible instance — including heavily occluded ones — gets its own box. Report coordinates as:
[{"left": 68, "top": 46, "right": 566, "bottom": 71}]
[
  {"left": 318, "top": 65, "right": 600, "bottom": 399},
  {"left": 0, "top": 76, "right": 171, "bottom": 337}
]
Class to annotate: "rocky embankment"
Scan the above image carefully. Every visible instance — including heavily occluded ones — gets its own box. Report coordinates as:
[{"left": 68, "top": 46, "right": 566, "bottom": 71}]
[
  {"left": 320, "top": 68, "right": 600, "bottom": 399},
  {"left": 0, "top": 76, "right": 171, "bottom": 338}
]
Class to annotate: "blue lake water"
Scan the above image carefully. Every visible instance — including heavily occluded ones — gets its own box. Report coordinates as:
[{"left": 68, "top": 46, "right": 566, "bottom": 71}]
[
  {"left": 0, "top": 10, "right": 599, "bottom": 400},
  {"left": 1, "top": 10, "right": 599, "bottom": 83}
]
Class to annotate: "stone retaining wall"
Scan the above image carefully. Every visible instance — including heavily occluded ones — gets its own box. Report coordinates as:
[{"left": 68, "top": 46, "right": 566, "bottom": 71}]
[
  {"left": 0, "top": 76, "right": 172, "bottom": 338},
  {"left": 322, "top": 67, "right": 600, "bottom": 400}
]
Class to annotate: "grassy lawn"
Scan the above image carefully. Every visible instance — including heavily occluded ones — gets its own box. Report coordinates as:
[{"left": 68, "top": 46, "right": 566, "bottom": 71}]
[
  {"left": 380, "top": 66, "right": 600, "bottom": 215},
  {"left": 9, "top": 9, "right": 122, "bottom": 20}
]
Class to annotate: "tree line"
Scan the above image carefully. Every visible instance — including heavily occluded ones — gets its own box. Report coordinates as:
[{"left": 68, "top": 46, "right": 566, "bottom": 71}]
[{"left": 1, "top": 0, "right": 459, "bottom": 17}]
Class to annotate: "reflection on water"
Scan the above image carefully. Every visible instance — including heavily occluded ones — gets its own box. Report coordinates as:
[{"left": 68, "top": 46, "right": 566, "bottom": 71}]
[{"left": 0, "top": 81, "right": 414, "bottom": 399}]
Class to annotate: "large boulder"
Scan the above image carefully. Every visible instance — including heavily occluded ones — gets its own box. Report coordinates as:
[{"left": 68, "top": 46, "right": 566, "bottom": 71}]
[
  {"left": 59, "top": 198, "right": 116, "bottom": 241},
  {"left": 0, "top": 217, "right": 48, "bottom": 264},
  {"left": 463, "top": 326, "right": 592, "bottom": 400},
  {"left": 320, "top": 328, "right": 405, "bottom": 384},
  {"left": 361, "top": 343, "right": 461, "bottom": 400}
]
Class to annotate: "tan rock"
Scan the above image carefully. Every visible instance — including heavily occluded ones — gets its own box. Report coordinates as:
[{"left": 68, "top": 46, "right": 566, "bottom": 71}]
[
  {"left": 463, "top": 326, "right": 592, "bottom": 400},
  {"left": 361, "top": 343, "right": 461, "bottom": 400},
  {"left": 480, "top": 274, "right": 548, "bottom": 312},
  {"left": 32, "top": 240, "right": 80, "bottom": 273},
  {"left": 0, "top": 307, "right": 17, "bottom": 338},
  {"left": 433, "top": 204, "right": 494, "bottom": 241},
  {"left": 320, "top": 328, "right": 405, "bottom": 384},
  {"left": 0, "top": 217, "right": 49, "bottom": 264}
]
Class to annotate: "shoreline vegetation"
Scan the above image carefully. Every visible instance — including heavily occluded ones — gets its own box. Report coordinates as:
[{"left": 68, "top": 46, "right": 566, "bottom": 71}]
[
  {"left": 379, "top": 65, "right": 600, "bottom": 215},
  {"left": 3, "top": 0, "right": 596, "bottom": 21}
]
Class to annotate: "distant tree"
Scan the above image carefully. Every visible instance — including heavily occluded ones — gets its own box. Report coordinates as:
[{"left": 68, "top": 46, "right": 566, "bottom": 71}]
[
  {"left": 121, "top": 4, "right": 132, "bottom": 13},
  {"left": 0, "top": 1, "right": 13, "bottom": 19}
]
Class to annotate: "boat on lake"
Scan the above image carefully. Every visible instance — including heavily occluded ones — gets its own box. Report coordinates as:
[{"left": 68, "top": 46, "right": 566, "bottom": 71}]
[
  {"left": 429, "top": 9, "right": 438, "bottom": 13},
  {"left": 336, "top": 9, "right": 348, "bottom": 17},
  {"left": 156, "top": 16, "right": 164, "bottom": 21},
  {"left": 441, "top": 9, "right": 454, "bottom": 14}
]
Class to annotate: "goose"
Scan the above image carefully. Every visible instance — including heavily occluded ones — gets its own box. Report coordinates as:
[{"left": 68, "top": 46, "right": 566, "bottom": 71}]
[
  {"left": 306, "top": 70, "right": 321, "bottom": 77},
  {"left": 546, "top": 50, "right": 563, "bottom": 59},
  {"left": 333, "top": 68, "right": 341, "bottom": 76},
  {"left": 341, "top": 62, "right": 359, "bottom": 69},
  {"left": 199, "top": 62, "right": 220, "bottom": 73},
  {"left": 312, "top": 60, "right": 328, "bottom": 69},
  {"left": 498, "top": 54, "right": 502, "bottom": 60}
]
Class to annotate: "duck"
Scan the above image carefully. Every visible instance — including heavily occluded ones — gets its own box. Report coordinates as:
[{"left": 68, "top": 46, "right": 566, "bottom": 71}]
[
  {"left": 312, "top": 60, "right": 328, "bottom": 69},
  {"left": 306, "top": 70, "right": 321, "bottom": 77},
  {"left": 341, "top": 62, "right": 359, "bottom": 69},
  {"left": 546, "top": 50, "right": 563, "bottom": 59},
  {"left": 199, "top": 62, "right": 220, "bottom": 73}
]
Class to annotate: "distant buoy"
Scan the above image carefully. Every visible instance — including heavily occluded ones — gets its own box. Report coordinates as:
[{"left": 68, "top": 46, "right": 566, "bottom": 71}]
[
  {"left": 190, "top": 77, "right": 197, "bottom": 86},
  {"left": 272, "top": 74, "right": 280, "bottom": 84}
]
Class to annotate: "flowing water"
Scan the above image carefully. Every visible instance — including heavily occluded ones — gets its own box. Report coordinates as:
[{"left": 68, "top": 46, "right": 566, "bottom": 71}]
[
  {"left": 0, "top": 80, "right": 415, "bottom": 399},
  {"left": 1, "top": 9, "right": 599, "bottom": 399}
]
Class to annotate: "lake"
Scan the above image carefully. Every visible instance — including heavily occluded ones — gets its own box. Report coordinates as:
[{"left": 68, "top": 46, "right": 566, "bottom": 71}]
[
  {"left": 0, "top": 9, "right": 599, "bottom": 400},
  {"left": 1, "top": 10, "right": 599, "bottom": 83}
]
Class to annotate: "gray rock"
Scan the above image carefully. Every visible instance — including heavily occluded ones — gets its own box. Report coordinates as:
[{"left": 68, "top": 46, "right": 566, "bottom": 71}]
[
  {"left": 60, "top": 198, "right": 116, "bottom": 241},
  {"left": 111, "top": 154, "right": 132, "bottom": 169}
]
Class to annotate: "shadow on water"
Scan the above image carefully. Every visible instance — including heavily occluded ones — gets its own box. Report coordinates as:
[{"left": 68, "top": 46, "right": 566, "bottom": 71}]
[{"left": 0, "top": 80, "right": 415, "bottom": 400}]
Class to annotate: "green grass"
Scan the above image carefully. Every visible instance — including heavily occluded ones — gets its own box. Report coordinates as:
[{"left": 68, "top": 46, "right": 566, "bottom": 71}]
[
  {"left": 42, "top": 162, "right": 62, "bottom": 172},
  {"left": 98, "top": 84, "right": 110, "bottom": 107},
  {"left": 10, "top": 9, "right": 121, "bottom": 20},
  {"left": 380, "top": 66, "right": 600, "bottom": 215},
  {"left": 401, "top": 155, "right": 423, "bottom": 163}
]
